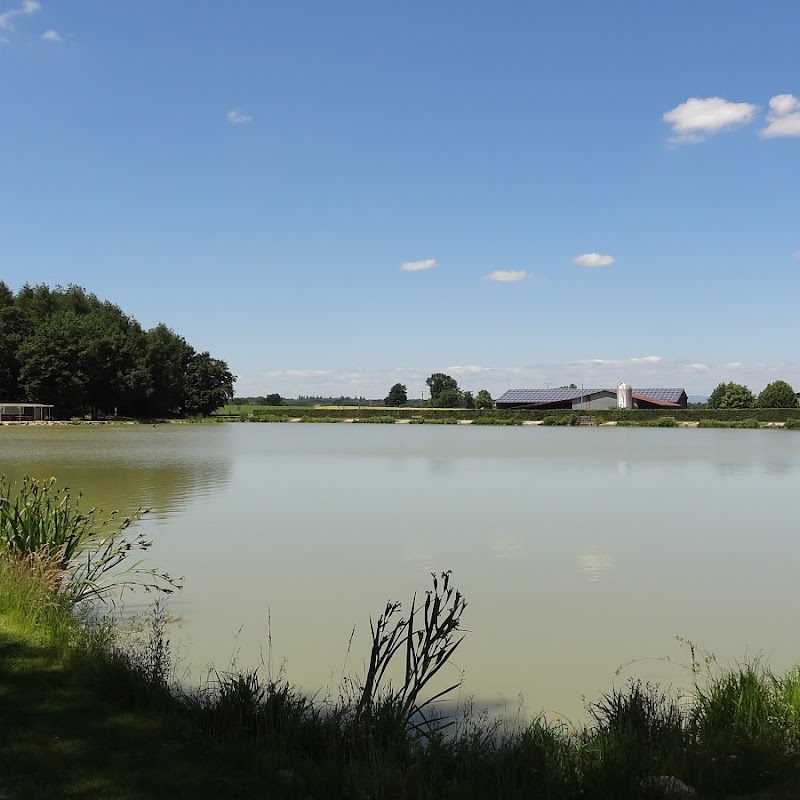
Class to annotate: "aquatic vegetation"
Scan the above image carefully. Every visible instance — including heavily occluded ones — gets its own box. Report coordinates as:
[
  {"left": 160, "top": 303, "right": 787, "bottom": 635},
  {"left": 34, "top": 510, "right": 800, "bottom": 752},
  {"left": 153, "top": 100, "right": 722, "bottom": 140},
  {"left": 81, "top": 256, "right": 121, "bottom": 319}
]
[{"left": 0, "top": 475, "right": 180, "bottom": 606}]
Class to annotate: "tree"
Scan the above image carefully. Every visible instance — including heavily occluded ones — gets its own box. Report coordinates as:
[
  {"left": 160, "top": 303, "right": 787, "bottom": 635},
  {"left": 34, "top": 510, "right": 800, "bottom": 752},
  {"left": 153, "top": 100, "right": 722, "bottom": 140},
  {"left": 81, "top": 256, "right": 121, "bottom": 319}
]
[
  {"left": 265, "top": 393, "right": 284, "bottom": 406},
  {"left": 182, "top": 352, "right": 236, "bottom": 416},
  {"left": 18, "top": 312, "right": 90, "bottom": 415},
  {"left": 462, "top": 391, "right": 475, "bottom": 410},
  {"left": 0, "top": 305, "right": 30, "bottom": 400},
  {"left": 141, "top": 324, "right": 194, "bottom": 417},
  {"left": 385, "top": 383, "right": 408, "bottom": 407},
  {"left": 432, "top": 388, "right": 463, "bottom": 408},
  {"left": 707, "top": 382, "right": 755, "bottom": 409},
  {"left": 426, "top": 373, "right": 459, "bottom": 402},
  {"left": 757, "top": 380, "right": 798, "bottom": 408},
  {"left": 475, "top": 389, "right": 493, "bottom": 410}
]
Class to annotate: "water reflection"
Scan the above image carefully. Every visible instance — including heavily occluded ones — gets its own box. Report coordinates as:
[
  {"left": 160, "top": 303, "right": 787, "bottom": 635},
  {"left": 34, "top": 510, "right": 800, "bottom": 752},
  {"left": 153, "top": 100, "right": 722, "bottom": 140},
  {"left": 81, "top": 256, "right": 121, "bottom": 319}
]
[
  {"left": 489, "top": 532, "right": 524, "bottom": 559},
  {"left": 576, "top": 548, "right": 614, "bottom": 582},
  {"left": 402, "top": 546, "right": 437, "bottom": 573},
  {"left": 0, "top": 425, "right": 232, "bottom": 518}
]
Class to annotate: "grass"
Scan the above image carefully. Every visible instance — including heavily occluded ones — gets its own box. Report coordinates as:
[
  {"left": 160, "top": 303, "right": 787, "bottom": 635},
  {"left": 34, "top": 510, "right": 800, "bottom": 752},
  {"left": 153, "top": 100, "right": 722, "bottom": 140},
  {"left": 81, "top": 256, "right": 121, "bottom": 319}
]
[{"left": 698, "top": 418, "right": 762, "bottom": 429}]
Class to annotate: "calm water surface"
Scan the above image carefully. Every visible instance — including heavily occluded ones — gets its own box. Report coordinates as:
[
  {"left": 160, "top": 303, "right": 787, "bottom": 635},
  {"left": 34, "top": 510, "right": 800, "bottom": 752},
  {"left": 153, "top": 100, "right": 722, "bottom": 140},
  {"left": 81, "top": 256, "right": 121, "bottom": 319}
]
[{"left": 2, "top": 423, "right": 799, "bottom": 721}]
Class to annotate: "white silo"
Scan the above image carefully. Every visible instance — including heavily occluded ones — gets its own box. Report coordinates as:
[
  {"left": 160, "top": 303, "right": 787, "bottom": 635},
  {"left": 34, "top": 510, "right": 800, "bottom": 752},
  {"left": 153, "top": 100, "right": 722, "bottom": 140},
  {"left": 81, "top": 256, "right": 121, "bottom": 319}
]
[{"left": 617, "top": 382, "right": 633, "bottom": 409}]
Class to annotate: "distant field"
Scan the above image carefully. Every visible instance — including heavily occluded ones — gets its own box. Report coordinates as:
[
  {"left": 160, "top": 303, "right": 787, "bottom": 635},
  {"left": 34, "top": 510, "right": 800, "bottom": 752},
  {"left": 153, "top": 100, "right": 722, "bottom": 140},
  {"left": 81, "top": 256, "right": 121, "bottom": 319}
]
[
  {"left": 217, "top": 404, "right": 440, "bottom": 414},
  {"left": 214, "top": 404, "right": 800, "bottom": 424}
]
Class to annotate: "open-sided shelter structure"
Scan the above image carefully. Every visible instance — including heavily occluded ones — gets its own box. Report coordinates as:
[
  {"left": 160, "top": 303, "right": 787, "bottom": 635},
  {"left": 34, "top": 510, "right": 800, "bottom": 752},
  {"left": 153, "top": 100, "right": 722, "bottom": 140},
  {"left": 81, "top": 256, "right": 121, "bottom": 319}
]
[{"left": 0, "top": 403, "right": 54, "bottom": 422}]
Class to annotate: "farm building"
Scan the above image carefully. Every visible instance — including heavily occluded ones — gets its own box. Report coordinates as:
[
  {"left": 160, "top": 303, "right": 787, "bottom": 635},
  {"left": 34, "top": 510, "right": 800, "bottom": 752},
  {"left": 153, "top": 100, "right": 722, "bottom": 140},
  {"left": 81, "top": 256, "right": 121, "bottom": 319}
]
[
  {"left": 495, "top": 387, "right": 688, "bottom": 411},
  {"left": 0, "top": 403, "right": 54, "bottom": 422}
]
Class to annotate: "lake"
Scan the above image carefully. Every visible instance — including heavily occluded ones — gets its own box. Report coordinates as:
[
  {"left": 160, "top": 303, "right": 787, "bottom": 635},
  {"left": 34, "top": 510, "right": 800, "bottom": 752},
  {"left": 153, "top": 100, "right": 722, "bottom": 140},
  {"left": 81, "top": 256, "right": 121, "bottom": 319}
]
[{"left": 2, "top": 423, "right": 798, "bottom": 722}]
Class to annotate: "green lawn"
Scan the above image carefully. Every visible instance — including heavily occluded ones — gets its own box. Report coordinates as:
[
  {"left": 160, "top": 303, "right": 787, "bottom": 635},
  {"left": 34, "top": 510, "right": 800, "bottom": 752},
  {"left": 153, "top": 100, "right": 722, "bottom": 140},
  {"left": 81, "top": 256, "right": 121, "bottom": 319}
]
[{"left": 0, "top": 615, "right": 296, "bottom": 799}]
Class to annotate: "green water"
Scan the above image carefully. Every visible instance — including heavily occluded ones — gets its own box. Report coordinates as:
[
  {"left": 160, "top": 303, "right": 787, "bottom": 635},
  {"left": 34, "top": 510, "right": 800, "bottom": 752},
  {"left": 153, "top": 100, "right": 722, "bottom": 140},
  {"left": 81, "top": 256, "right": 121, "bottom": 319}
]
[{"left": 2, "top": 423, "right": 799, "bottom": 720}]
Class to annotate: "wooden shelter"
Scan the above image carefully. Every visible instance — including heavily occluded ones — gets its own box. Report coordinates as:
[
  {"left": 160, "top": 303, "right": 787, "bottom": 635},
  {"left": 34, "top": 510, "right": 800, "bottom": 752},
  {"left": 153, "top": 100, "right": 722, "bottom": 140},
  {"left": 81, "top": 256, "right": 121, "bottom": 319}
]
[{"left": 0, "top": 403, "right": 54, "bottom": 422}]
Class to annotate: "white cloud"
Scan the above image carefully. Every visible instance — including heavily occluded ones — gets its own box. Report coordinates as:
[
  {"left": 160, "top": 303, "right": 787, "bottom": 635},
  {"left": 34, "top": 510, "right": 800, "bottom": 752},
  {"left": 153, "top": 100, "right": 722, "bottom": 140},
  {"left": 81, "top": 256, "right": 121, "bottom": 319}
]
[
  {"left": 484, "top": 270, "right": 530, "bottom": 282},
  {"left": 683, "top": 363, "right": 710, "bottom": 372},
  {"left": 662, "top": 97, "right": 757, "bottom": 143},
  {"left": 226, "top": 108, "right": 252, "bottom": 125},
  {"left": 41, "top": 28, "right": 61, "bottom": 42},
  {"left": 0, "top": 0, "right": 40, "bottom": 30},
  {"left": 576, "top": 355, "right": 663, "bottom": 368},
  {"left": 761, "top": 94, "right": 800, "bottom": 138},
  {"left": 572, "top": 252, "right": 615, "bottom": 268},
  {"left": 449, "top": 365, "right": 490, "bottom": 376},
  {"left": 400, "top": 258, "right": 437, "bottom": 272}
]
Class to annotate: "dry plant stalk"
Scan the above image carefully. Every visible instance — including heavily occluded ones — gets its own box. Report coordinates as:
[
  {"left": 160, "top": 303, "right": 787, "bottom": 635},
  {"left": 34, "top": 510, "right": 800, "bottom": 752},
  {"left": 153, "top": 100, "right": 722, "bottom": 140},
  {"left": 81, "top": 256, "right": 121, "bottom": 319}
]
[{"left": 357, "top": 571, "right": 467, "bottom": 729}]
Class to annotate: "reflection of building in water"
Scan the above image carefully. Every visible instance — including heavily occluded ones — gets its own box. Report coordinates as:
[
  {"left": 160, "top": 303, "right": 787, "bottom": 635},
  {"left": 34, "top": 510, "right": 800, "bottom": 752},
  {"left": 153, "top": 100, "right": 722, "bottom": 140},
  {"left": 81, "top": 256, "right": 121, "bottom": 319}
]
[{"left": 577, "top": 549, "right": 614, "bottom": 581}]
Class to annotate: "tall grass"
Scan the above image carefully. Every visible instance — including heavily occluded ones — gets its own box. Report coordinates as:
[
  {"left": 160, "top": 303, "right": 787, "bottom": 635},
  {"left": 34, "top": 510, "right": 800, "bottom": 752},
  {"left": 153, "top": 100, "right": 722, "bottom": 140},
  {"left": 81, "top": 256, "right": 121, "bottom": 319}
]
[{"left": 0, "top": 475, "right": 180, "bottom": 606}]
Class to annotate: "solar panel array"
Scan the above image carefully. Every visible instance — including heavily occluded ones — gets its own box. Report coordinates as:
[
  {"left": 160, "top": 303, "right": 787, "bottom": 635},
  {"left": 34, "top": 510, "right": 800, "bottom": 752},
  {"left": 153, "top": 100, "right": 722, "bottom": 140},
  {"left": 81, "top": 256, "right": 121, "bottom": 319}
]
[
  {"left": 496, "top": 387, "right": 686, "bottom": 405},
  {"left": 632, "top": 388, "right": 686, "bottom": 403},
  {"left": 496, "top": 388, "right": 605, "bottom": 404}
]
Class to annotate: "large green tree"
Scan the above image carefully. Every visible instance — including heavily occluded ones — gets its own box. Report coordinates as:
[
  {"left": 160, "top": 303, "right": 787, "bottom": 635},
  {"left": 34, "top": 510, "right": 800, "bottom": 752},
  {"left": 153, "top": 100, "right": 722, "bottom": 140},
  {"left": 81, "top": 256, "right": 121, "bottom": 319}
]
[
  {"left": 757, "top": 380, "right": 798, "bottom": 408},
  {"left": 141, "top": 324, "right": 194, "bottom": 417},
  {"left": 475, "top": 389, "right": 493, "bottom": 410},
  {"left": 707, "top": 382, "right": 755, "bottom": 409},
  {"left": 182, "top": 352, "right": 235, "bottom": 416},
  {"left": 426, "top": 373, "right": 459, "bottom": 402},
  {"left": 432, "top": 388, "right": 463, "bottom": 408},
  {"left": 385, "top": 383, "right": 408, "bottom": 407}
]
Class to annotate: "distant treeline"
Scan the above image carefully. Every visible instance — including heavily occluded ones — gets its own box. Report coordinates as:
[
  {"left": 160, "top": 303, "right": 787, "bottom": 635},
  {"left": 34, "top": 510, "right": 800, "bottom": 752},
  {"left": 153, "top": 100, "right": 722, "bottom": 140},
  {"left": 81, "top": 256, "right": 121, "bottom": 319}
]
[
  {"left": 233, "top": 395, "right": 388, "bottom": 407},
  {"left": 0, "top": 283, "right": 234, "bottom": 418}
]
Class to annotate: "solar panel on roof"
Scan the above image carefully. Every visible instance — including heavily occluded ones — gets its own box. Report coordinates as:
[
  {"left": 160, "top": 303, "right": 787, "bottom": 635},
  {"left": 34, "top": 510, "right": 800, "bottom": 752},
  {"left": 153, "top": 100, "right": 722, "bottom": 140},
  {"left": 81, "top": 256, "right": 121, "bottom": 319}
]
[
  {"left": 497, "top": 387, "right": 686, "bottom": 406},
  {"left": 633, "top": 388, "right": 685, "bottom": 402}
]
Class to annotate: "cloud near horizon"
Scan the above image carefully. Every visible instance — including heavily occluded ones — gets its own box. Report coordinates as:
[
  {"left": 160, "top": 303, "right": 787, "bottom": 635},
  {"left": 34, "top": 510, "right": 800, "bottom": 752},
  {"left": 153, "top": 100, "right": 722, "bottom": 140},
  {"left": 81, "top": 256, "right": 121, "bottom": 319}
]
[
  {"left": 662, "top": 96, "right": 758, "bottom": 143},
  {"left": 572, "top": 253, "right": 615, "bottom": 268},
  {"left": 400, "top": 258, "right": 437, "bottom": 272},
  {"left": 234, "top": 357, "right": 800, "bottom": 399},
  {"left": 226, "top": 108, "right": 252, "bottom": 125},
  {"left": 484, "top": 270, "right": 530, "bottom": 282}
]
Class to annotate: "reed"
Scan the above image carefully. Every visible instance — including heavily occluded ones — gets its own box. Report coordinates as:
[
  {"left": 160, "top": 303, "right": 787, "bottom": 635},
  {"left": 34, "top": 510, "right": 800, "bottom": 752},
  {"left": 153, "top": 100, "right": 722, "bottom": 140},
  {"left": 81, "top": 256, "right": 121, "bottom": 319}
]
[{"left": 0, "top": 475, "right": 181, "bottom": 606}]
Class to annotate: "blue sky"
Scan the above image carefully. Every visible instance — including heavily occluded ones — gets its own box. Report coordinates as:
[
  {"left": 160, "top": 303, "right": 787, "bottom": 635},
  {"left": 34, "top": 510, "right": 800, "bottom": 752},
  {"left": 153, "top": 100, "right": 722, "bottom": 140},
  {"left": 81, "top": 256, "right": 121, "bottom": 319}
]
[{"left": 2, "top": 1, "right": 799, "bottom": 398}]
